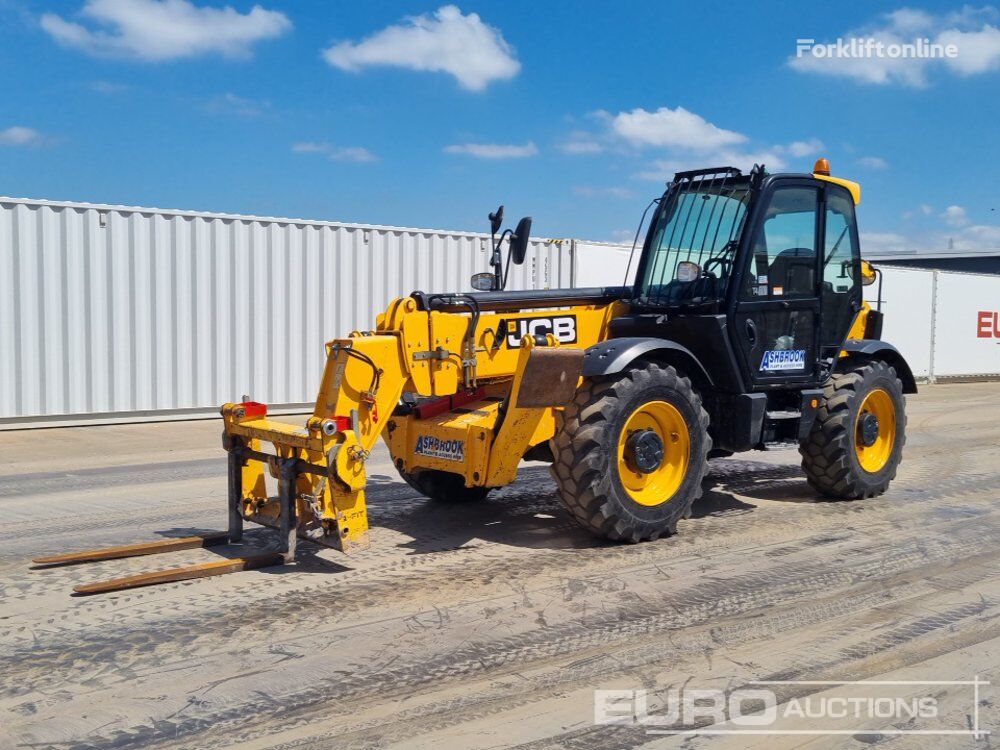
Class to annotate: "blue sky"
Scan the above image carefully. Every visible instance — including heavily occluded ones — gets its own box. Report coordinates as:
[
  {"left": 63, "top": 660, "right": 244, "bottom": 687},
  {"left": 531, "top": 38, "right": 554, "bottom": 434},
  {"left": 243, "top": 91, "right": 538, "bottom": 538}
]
[{"left": 1, "top": 1, "right": 999, "bottom": 251}]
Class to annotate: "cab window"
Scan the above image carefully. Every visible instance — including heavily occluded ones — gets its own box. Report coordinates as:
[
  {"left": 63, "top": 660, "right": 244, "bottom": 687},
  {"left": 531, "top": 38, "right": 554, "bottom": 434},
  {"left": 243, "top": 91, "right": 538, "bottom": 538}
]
[
  {"left": 741, "top": 186, "right": 818, "bottom": 300},
  {"left": 820, "top": 188, "right": 861, "bottom": 349}
]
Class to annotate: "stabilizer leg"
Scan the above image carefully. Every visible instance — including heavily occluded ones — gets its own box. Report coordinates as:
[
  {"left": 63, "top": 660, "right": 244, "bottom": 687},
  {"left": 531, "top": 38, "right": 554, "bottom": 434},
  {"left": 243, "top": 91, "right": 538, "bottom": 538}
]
[
  {"left": 227, "top": 440, "right": 244, "bottom": 543},
  {"left": 278, "top": 456, "right": 298, "bottom": 564}
]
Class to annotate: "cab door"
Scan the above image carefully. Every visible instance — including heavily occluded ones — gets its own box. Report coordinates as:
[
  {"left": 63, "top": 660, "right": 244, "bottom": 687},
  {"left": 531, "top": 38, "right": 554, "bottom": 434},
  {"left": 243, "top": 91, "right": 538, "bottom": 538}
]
[{"left": 731, "top": 181, "right": 823, "bottom": 387}]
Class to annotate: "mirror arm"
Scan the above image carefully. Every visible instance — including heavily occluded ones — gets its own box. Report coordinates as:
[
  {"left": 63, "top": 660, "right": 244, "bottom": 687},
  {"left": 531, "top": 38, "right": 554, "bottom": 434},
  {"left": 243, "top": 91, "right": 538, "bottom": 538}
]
[
  {"left": 492, "top": 229, "right": 513, "bottom": 290},
  {"left": 490, "top": 226, "right": 500, "bottom": 290}
]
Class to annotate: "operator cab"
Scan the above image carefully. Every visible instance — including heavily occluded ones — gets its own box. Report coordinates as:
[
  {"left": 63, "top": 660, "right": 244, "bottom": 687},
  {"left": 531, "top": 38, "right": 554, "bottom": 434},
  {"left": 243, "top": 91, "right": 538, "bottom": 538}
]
[{"left": 626, "top": 159, "right": 865, "bottom": 394}]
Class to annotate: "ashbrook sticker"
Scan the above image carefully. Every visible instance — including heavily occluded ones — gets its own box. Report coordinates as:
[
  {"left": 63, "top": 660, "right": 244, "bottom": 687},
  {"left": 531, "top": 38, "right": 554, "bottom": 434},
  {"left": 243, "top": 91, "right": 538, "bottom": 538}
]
[
  {"left": 760, "top": 349, "right": 806, "bottom": 372},
  {"left": 503, "top": 315, "right": 577, "bottom": 347},
  {"left": 414, "top": 435, "right": 465, "bottom": 461}
]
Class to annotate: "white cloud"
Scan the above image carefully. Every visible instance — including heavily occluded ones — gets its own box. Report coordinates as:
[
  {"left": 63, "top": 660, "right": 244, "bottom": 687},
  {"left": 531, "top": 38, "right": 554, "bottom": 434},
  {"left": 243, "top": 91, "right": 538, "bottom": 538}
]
[
  {"left": 0, "top": 126, "right": 44, "bottom": 146},
  {"left": 572, "top": 186, "right": 633, "bottom": 199},
  {"left": 858, "top": 155, "right": 889, "bottom": 169},
  {"left": 562, "top": 106, "right": 823, "bottom": 180},
  {"left": 634, "top": 146, "right": 790, "bottom": 181},
  {"left": 292, "top": 142, "right": 377, "bottom": 163},
  {"left": 790, "top": 7, "right": 1000, "bottom": 86},
  {"left": 558, "top": 131, "right": 604, "bottom": 154},
  {"left": 955, "top": 223, "right": 1000, "bottom": 248},
  {"left": 609, "top": 106, "right": 746, "bottom": 150},
  {"left": 939, "top": 24, "right": 1000, "bottom": 75},
  {"left": 784, "top": 138, "right": 825, "bottom": 157},
  {"left": 942, "top": 204, "right": 970, "bottom": 227},
  {"left": 323, "top": 5, "right": 519, "bottom": 92},
  {"left": 206, "top": 92, "right": 268, "bottom": 118},
  {"left": 862, "top": 222, "right": 1000, "bottom": 254},
  {"left": 443, "top": 141, "right": 537, "bottom": 158},
  {"left": 861, "top": 231, "right": 913, "bottom": 254},
  {"left": 41, "top": 0, "right": 291, "bottom": 61},
  {"left": 291, "top": 142, "right": 328, "bottom": 154},
  {"left": 901, "top": 203, "right": 933, "bottom": 218}
]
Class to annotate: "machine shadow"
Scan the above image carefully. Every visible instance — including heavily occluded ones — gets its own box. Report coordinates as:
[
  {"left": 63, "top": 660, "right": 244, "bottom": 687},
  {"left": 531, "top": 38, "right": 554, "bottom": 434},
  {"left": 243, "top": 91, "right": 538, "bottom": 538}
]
[
  {"left": 707, "top": 456, "right": 824, "bottom": 504},
  {"left": 139, "top": 456, "right": 818, "bottom": 569},
  {"left": 143, "top": 526, "right": 353, "bottom": 575},
  {"left": 364, "top": 457, "right": 812, "bottom": 555},
  {"left": 365, "top": 466, "right": 603, "bottom": 554}
]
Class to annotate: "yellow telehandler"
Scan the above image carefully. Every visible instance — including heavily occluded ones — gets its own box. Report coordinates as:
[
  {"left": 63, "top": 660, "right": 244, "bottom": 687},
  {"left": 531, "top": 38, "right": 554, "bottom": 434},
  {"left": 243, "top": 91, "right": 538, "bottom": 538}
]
[{"left": 36, "top": 159, "right": 914, "bottom": 594}]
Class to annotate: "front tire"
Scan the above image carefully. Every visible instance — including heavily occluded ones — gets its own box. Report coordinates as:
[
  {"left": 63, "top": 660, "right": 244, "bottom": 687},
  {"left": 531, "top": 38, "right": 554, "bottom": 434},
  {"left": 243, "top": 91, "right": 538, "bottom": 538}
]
[
  {"left": 800, "top": 360, "right": 906, "bottom": 499},
  {"left": 550, "top": 362, "right": 711, "bottom": 542},
  {"left": 396, "top": 467, "right": 491, "bottom": 502}
]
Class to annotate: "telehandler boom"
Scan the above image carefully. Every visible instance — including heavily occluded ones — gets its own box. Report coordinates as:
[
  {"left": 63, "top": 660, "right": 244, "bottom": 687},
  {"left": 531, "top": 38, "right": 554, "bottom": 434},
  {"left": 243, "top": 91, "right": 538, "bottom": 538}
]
[{"left": 37, "top": 159, "right": 915, "bottom": 594}]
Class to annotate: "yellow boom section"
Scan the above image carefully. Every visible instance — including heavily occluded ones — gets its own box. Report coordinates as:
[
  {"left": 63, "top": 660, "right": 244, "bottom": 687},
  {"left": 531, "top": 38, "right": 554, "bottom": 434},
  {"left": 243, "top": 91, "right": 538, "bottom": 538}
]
[{"left": 221, "top": 295, "right": 626, "bottom": 552}]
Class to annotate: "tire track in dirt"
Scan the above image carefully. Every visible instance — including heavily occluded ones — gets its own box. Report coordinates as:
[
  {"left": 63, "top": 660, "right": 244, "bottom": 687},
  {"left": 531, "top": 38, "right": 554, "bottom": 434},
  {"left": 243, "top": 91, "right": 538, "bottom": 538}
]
[
  {"left": 2, "top": 385, "right": 999, "bottom": 750},
  {"left": 6, "top": 515, "right": 997, "bottom": 749}
]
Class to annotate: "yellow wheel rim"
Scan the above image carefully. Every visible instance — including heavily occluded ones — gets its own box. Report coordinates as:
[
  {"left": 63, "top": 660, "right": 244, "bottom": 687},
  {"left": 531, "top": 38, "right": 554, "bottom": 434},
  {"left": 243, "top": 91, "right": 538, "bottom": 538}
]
[
  {"left": 617, "top": 400, "right": 690, "bottom": 506},
  {"left": 855, "top": 388, "right": 897, "bottom": 473}
]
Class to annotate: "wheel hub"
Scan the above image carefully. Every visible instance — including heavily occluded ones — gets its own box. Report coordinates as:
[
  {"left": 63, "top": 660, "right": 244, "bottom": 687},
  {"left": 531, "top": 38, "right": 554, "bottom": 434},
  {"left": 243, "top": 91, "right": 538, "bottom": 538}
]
[
  {"left": 857, "top": 412, "right": 880, "bottom": 447},
  {"left": 625, "top": 429, "right": 665, "bottom": 474}
]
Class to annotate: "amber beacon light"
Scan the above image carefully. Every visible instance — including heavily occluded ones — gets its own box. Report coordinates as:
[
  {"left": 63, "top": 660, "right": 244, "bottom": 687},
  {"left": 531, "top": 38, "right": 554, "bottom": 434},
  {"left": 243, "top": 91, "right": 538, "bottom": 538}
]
[{"left": 813, "top": 157, "right": 831, "bottom": 175}]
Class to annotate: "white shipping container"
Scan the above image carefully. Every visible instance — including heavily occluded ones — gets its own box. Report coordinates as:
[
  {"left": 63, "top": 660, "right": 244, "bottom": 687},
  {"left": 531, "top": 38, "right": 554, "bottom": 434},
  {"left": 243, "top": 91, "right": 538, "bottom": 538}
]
[
  {"left": 3, "top": 197, "right": 998, "bottom": 428},
  {"left": 0, "top": 198, "right": 572, "bottom": 425},
  {"left": 931, "top": 271, "right": 1000, "bottom": 378},
  {"left": 573, "top": 240, "right": 638, "bottom": 287},
  {"left": 863, "top": 267, "right": 935, "bottom": 379}
]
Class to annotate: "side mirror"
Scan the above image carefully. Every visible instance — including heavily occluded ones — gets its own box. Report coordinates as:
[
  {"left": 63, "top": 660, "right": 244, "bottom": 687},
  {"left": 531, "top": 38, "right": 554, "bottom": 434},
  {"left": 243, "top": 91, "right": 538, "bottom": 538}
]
[
  {"left": 489, "top": 205, "right": 504, "bottom": 235},
  {"left": 510, "top": 216, "right": 532, "bottom": 265},
  {"left": 676, "top": 260, "right": 700, "bottom": 282},
  {"left": 860, "top": 259, "right": 877, "bottom": 286},
  {"left": 470, "top": 272, "right": 496, "bottom": 291}
]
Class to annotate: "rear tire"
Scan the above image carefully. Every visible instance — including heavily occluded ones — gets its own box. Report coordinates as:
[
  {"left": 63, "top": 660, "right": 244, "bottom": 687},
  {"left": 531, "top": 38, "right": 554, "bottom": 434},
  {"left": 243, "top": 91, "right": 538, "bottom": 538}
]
[
  {"left": 550, "top": 362, "right": 711, "bottom": 542},
  {"left": 396, "top": 467, "right": 491, "bottom": 502},
  {"left": 800, "top": 360, "right": 906, "bottom": 499}
]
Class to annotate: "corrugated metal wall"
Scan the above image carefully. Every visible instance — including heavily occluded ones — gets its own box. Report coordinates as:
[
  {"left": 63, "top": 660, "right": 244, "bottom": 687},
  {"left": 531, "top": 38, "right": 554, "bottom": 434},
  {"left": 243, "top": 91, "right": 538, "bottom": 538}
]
[{"left": 0, "top": 198, "right": 571, "bottom": 425}]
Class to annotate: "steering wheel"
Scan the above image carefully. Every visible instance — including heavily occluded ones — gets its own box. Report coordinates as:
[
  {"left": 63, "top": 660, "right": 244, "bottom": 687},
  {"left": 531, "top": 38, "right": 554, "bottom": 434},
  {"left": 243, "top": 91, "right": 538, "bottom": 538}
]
[{"left": 702, "top": 256, "right": 732, "bottom": 280}]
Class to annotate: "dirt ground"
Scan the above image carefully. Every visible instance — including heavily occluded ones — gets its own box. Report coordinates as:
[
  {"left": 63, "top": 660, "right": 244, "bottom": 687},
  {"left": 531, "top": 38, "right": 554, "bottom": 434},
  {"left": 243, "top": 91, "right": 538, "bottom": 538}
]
[{"left": 0, "top": 382, "right": 996, "bottom": 749}]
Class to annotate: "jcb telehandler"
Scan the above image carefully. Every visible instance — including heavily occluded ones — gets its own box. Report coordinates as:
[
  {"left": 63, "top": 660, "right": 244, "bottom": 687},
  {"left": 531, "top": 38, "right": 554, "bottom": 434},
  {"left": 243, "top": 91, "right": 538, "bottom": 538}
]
[{"left": 37, "top": 158, "right": 915, "bottom": 594}]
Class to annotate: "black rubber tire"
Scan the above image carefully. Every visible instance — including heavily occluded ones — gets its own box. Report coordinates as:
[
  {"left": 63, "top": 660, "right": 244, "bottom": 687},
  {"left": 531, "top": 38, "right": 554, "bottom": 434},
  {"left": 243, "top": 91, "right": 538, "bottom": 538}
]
[
  {"left": 396, "top": 467, "right": 491, "bottom": 502},
  {"left": 800, "top": 360, "right": 907, "bottom": 499},
  {"left": 549, "top": 362, "right": 711, "bottom": 542}
]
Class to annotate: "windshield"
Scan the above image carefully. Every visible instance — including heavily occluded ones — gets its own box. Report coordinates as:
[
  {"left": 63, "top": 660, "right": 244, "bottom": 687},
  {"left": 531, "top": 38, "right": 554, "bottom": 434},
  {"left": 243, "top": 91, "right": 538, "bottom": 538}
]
[{"left": 638, "top": 175, "right": 751, "bottom": 307}]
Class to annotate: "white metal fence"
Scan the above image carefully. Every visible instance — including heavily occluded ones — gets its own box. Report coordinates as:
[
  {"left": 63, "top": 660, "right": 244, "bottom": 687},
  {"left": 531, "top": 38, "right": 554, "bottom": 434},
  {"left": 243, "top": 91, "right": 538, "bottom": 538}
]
[
  {"left": 0, "top": 198, "right": 571, "bottom": 426},
  {"left": 2, "top": 199, "right": 998, "bottom": 428}
]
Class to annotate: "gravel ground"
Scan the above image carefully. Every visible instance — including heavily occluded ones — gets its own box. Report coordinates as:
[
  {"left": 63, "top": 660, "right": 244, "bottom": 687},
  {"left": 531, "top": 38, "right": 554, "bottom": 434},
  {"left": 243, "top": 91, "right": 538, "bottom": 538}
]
[{"left": 0, "top": 382, "right": 996, "bottom": 749}]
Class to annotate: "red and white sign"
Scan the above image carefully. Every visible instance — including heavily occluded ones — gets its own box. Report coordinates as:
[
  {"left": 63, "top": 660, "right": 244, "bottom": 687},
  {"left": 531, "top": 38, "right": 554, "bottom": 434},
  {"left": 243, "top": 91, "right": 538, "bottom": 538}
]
[{"left": 977, "top": 310, "right": 1000, "bottom": 338}]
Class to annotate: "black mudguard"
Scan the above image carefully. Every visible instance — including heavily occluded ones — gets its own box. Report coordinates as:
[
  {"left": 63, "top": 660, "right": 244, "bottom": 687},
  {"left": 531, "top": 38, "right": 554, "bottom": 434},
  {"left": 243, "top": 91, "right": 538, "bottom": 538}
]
[
  {"left": 581, "top": 337, "right": 714, "bottom": 386},
  {"left": 839, "top": 340, "right": 918, "bottom": 393}
]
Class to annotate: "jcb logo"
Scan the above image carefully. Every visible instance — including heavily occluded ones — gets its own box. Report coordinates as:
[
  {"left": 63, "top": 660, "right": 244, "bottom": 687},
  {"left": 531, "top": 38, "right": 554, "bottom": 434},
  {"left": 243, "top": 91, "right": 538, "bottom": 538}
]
[
  {"left": 977, "top": 310, "right": 1000, "bottom": 338},
  {"left": 504, "top": 315, "right": 577, "bottom": 347}
]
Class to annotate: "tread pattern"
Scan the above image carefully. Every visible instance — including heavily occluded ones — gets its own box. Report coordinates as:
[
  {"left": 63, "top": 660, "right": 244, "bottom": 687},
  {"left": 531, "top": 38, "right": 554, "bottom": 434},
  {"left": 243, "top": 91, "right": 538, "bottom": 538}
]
[
  {"left": 549, "top": 362, "right": 711, "bottom": 542},
  {"left": 800, "top": 360, "right": 907, "bottom": 499}
]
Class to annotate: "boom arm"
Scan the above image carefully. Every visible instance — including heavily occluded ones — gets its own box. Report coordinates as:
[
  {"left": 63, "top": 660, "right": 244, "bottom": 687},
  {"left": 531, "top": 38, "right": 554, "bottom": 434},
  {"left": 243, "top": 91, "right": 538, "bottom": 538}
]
[{"left": 221, "top": 293, "right": 626, "bottom": 552}]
